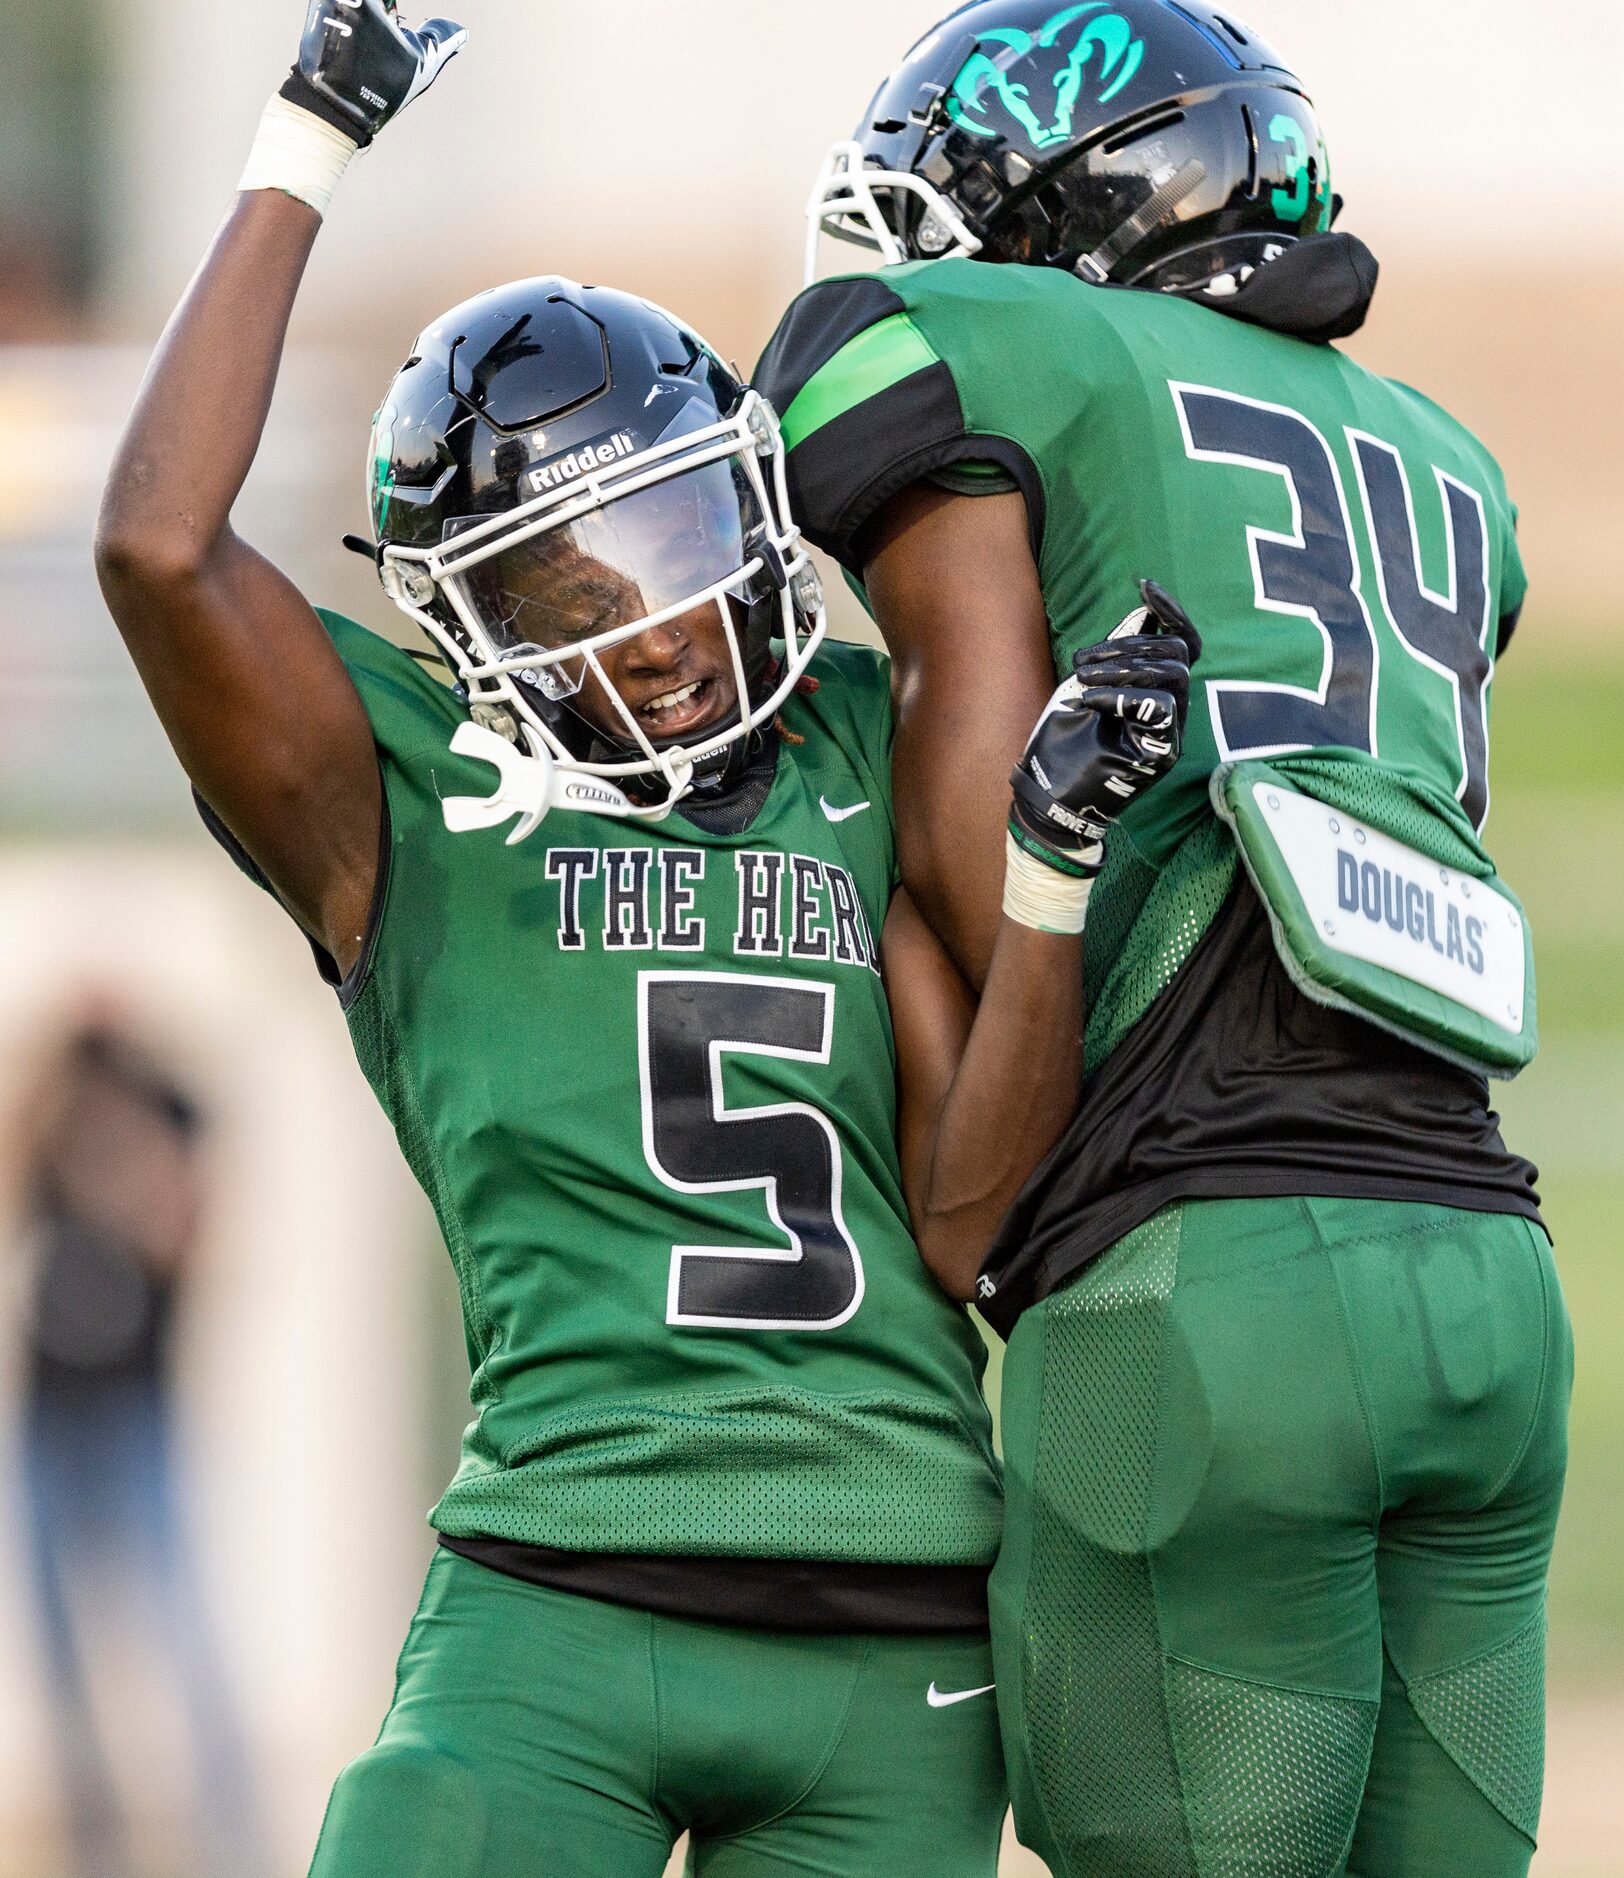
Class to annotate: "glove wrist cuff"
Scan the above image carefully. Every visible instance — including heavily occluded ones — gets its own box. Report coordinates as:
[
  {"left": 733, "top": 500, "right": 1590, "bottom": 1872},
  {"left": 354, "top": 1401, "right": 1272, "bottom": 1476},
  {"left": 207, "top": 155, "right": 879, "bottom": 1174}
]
[
  {"left": 1003, "top": 830, "right": 1096, "bottom": 935},
  {"left": 278, "top": 70, "right": 372, "bottom": 143},
  {"left": 1007, "top": 803, "right": 1104, "bottom": 879},
  {"left": 240, "top": 93, "right": 360, "bottom": 219}
]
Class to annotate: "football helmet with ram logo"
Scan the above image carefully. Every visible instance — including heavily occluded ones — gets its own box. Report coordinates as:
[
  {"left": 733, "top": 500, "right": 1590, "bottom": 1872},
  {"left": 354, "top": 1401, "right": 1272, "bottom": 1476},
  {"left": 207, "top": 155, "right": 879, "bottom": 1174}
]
[{"left": 806, "top": 0, "right": 1335, "bottom": 295}]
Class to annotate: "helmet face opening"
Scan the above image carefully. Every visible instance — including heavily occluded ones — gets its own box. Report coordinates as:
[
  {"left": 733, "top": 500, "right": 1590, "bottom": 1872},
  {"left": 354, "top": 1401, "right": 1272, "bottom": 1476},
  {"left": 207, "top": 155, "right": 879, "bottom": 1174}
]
[
  {"left": 370, "top": 280, "right": 826, "bottom": 817},
  {"left": 419, "top": 401, "right": 817, "bottom": 799},
  {"left": 446, "top": 455, "right": 772, "bottom": 719}
]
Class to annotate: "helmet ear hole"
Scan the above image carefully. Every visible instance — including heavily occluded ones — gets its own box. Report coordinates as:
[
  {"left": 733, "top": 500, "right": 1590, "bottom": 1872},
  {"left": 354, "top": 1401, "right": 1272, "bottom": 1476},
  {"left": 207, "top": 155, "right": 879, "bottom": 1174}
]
[
  {"left": 382, "top": 556, "right": 437, "bottom": 609},
  {"left": 792, "top": 563, "right": 824, "bottom": 617}
]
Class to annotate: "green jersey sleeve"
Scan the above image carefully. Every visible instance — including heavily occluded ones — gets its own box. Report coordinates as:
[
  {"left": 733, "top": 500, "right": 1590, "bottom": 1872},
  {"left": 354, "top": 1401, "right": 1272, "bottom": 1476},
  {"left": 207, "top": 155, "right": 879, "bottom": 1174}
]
[
  {"left": 314, "top": 607, "right": 464, "bottom": 757},
  {"left": 755, "top": 268, "right": 1044, "bottom": 570}
]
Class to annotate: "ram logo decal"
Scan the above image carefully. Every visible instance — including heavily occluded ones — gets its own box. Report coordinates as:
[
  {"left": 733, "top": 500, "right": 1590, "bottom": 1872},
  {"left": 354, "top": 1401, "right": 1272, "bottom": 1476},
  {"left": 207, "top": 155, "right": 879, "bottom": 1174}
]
[{"left": 947, "top": 4, "right": 1145, "bottom": 150}]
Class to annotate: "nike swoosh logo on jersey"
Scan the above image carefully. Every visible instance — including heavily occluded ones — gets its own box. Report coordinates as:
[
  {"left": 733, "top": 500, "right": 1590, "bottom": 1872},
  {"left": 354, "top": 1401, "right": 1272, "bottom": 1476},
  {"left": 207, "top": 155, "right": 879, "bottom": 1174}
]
[
  {"left": 927, "top": 1682, "right": 996, "bottom": 1708},
  {"left": 821, "top": 797, "right": 872, "bottom": 823}
]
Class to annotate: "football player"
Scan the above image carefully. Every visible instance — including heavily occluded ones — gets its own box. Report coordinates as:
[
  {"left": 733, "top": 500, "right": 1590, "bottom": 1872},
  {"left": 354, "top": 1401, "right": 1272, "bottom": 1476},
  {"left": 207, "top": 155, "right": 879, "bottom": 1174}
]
[
  {"left": 758, "top": 3, "right": 1571, "bottom": 1874},
  {"left": 92, "top": 6, "right": 1198, "bottom": 1875}
]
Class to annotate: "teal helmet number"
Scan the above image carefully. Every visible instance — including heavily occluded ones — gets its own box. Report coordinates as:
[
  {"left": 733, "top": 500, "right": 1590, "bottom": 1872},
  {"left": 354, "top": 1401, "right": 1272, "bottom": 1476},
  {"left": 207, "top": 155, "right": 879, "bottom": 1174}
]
[{"left": 1266, "top": 103, "right": 1334, "bottom": 233}]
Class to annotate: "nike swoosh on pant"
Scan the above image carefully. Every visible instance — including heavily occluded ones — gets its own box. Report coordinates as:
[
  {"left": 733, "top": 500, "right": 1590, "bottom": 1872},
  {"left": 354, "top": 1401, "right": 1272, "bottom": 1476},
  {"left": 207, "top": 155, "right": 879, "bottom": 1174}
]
[{"left": 926, "top": 1682, "right": 996, "bottom": 1708}]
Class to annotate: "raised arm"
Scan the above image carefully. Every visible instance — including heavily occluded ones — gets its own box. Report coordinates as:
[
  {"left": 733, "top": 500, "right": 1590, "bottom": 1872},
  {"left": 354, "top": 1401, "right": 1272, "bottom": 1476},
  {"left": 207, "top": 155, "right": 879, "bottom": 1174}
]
[
  {"left": 94, "top": 1, "right": 465, "bottom": 972},
  {"left": 887, "top": 587, "right": 1201, "bottom": 1299},
  {"left": 862, "top": 485, "right": 1055, "bottom": 991},
  {"left": 95, "top": 190, "right": 379, "bottom": 964}
]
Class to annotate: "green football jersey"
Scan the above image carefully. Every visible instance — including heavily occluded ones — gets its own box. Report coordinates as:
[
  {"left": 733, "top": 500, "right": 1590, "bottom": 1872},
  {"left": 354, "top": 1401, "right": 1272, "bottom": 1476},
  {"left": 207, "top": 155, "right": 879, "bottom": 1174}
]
[
  {"left": 319, "top": 612, "right": 1000, "bottom": 1565},
  {"left": 758, "top": 259, "right": 1527, "bottom": 865},
  {"left": 759, "top": 262, "right": 1542, "bottom": 1328}
]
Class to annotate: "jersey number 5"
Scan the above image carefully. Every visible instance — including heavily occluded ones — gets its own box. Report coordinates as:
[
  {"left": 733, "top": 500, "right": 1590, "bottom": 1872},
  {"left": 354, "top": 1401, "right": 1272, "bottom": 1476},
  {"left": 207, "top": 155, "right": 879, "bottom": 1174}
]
[
  {"left": 1172, "top": 384, "right": 1495, "bottom": 829},
  {"left": 638, "top": 972, "right": 865, "bottom": 1332}
]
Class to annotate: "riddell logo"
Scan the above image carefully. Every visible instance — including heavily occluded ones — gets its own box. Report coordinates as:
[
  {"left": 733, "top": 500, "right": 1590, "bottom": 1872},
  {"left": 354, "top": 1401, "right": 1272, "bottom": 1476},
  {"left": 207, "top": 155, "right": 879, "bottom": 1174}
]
[
  {"left": 561, "top": 780, "right": 625, "bottom": 808},
  {"left": 528, "top": 431, "right": 636, "bottom": 494}
]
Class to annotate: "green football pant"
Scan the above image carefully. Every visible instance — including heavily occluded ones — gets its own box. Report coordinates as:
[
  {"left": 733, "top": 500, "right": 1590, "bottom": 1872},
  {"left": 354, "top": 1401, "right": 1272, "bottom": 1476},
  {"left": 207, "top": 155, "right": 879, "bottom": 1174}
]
[
  {"left": 990, "top": 1196, "right": 1572, "bottom": 1877},
  {"left": 309, "top": 1549, "right": 1007, "bottom": 1877}
]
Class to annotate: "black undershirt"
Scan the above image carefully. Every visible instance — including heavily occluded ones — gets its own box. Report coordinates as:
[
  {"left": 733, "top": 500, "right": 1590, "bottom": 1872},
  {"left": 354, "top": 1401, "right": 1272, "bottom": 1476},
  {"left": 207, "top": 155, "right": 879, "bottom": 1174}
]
[
  {"left": 440, "top": 1537, "right": 990, "bottom": 1633},
  {"left": 977, "top": 881, "right": 1544, "bottom": 1339}
]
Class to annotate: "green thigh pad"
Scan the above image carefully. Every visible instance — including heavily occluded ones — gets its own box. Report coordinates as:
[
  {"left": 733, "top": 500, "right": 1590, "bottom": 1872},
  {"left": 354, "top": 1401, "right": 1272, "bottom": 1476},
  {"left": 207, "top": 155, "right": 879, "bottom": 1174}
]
[
  {"left": 309, "top": 1551, "right": 1006, "bottom": 1878},
  {"left": 991, "top": 1196, "right": 1571, "bottom": 1878}
]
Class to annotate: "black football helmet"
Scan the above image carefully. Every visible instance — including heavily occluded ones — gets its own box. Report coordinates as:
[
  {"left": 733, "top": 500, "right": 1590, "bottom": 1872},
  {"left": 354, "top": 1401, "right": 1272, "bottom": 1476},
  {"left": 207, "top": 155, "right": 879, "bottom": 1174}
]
[
  {"left": 370, "top": 278, "right": 824, "bottom": 811},
  {"left": 807, "top": 0, "right": 1334, "bottom": 295}
]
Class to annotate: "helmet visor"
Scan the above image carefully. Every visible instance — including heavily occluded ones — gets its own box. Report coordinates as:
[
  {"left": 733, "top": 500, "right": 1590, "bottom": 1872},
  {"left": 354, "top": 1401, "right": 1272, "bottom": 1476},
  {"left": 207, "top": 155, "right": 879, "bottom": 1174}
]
[{"left": 447, "top": 457, "right": 773, "bottom": 702}]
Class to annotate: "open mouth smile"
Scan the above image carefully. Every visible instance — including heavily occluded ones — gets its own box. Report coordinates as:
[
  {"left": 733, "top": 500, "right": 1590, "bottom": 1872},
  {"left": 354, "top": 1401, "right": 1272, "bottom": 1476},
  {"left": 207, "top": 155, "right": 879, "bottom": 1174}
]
[{"left": 636, "top": 675, "right": 729, "bottom": 739}]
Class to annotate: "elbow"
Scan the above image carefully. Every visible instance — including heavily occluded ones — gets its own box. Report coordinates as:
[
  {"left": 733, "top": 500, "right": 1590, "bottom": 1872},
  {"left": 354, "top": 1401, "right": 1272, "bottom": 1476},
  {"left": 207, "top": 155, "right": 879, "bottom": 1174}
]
[
  {"left": 95, "top": 489, "right": 214, "bottom": 623},
  {"left": 95, "top": 520, "right": 206, "bottom": 608}
]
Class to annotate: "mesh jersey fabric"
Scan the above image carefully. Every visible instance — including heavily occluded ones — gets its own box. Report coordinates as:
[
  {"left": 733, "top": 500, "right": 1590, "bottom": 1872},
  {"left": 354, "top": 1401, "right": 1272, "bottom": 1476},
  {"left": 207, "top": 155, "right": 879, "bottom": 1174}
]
[
  {"left": 314, "top": 611, "right": 1001, "bottom": 1565},
  {"left": 1404, "top": 1613, "right": 1548, "bottom": 1843}
]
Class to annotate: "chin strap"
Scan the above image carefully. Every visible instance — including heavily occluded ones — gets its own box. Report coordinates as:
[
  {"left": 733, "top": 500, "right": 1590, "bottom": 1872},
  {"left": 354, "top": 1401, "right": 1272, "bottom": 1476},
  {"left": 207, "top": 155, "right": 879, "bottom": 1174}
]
[{"left": 441, "top": 723, "right": 688, "bottom": 844}]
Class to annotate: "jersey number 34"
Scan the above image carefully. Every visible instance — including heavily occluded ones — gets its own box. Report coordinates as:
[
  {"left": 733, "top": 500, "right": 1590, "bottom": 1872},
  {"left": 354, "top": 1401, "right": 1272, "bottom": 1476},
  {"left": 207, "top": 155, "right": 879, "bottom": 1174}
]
[{"left": 1172, "top": 383, "right": 1496, "bottom": 830}]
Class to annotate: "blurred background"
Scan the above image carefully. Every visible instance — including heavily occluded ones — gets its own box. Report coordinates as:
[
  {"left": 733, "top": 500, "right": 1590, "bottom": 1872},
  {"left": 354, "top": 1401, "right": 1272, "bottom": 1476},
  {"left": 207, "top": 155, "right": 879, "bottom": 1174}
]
[{"left": 0, "top": 1, "right": 1618, "bottom": 1871}]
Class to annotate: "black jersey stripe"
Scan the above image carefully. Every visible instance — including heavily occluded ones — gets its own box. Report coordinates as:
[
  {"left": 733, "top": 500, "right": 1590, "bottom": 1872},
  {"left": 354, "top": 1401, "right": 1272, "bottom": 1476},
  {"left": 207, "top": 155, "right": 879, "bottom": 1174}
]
[
  {"left": 439, "top": 1536, "right": 992, "bottom": 1633},
  {"left": 756, "top": 276, "right": 908, "bottom": 414},
  {"left": 784, "top": 360, "right": 1047, "bottom": 573},
  {"left": 783, "top": 360, "right": 962, "bottom": 564}
]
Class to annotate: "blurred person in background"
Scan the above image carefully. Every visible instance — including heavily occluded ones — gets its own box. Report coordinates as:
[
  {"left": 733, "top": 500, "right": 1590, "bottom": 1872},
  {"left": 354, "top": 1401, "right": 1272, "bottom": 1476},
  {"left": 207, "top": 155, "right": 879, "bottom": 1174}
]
[
  {"left": 761, "top": 2, "right": 1570, "bottom": 1874},
  {"left": 12, "top": 1003, "right": 262, "bottom": 1878},
  {"left": 0, "top": 0, "right": 107, "bottom": 341}
]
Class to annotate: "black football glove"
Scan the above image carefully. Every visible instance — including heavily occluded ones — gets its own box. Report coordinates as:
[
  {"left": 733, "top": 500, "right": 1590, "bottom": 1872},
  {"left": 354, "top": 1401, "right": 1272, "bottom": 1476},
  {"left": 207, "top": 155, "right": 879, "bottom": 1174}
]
[
  {"left": 1009, "top": 581, "right": 1202, "bottom": 877},
  {"left": 281, "top": 0, "right": 468, "bottom": 147}
]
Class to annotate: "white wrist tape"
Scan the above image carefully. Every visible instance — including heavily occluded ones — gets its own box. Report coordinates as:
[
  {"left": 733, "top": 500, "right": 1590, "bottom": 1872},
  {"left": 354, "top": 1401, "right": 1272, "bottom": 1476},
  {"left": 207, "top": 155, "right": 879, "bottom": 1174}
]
[
  {"left": 238, "top": 95, "right": 359, "bottom": 219},
  {"left": 1003, "top": 832, "right": 1096, "bottom": 935}
]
